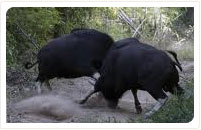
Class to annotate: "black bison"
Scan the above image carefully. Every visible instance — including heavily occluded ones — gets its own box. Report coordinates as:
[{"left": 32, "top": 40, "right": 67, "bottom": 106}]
[
  {"left": 25, "top": 29, "right": 114, "bottom": 93},
  {"left": 80, "top": 38, "right": 183, "bottom": 118}
]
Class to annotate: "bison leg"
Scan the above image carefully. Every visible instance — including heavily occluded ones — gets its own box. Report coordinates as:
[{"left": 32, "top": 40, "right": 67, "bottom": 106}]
[
  {"left": 92, "top": 72, "right": 100, "bottom": 80},
  {"left": 144, "top": 89, "right": 168, "bottom": 119},
  {"left": 45, "top": 80, "right": 52, "bottom": 91},
  {"left": 88, "top": 79, "right": 96, "bottom": 86},
  {"left": 88, "top": 72, "right": 100, "bottom": 86},
  {"left": 89, "top": 72, "right": 100, "bottom": 81},
  {"left": 35, "top": 81, "right": 42, "bottom": 94},
  {"left": 79, "top": 90, "right": 98, "bottom": 104},
  {"left": 131, "top": 89, "right": 142, "bottom": 114},
  {"left": 35, "top": 80, "right": 51, "bottom": 94}
]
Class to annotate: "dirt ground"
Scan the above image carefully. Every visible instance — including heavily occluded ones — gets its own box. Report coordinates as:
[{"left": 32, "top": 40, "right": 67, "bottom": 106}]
[{"left": 6, "top": 60, "right": 194, "bottom": 123}]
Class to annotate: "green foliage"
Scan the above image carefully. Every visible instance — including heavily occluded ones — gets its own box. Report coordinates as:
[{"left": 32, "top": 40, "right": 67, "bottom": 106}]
[
  {"left": 6, "top": 31, "right": 18, "bottom": 66},
  {"left": 55, "top": 7, "right": 94, "bottom": 35},
  {"left": 6, "top": 7, "right": 62, "bottom": 66},
  {"left": 148, "top": 96, "right": 193, "bottom": 123},
  {"left": 6, "top": 7, "right": 194, "bottom": 67},
  {"left": 134, "top": 81, "right": 194, "bottom": 123},
  {"left": 6, "top": 7, "right": 92, "bottom": 67},
  {"left": 6, "top": 7, "right": 194, "bottom": 123},
  {"left": 176, "top": 44, "right": 194, "bottom": 60},
  {"left": 7, "top": 7, "right": 61, "bottom": 46}
]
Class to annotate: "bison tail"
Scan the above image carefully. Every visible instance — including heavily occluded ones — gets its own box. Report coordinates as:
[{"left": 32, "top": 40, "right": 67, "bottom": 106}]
[{"left": 25, "top": 61, "right": 38, "bottom": 69}]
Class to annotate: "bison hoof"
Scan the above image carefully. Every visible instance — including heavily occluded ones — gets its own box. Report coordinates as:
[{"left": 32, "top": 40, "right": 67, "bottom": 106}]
[
  {"left": 108, "top": 102, "right": 118, "bottom": 109},
  {"left": 79, "top": 100, "right": 86, "bottom": 104},
  {"left": 37, "top": 89, "right": 42, "bottom": 94}
]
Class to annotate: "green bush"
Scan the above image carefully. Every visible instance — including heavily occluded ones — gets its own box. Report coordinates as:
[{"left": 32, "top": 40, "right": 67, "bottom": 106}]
[
  {"left": 6, "top": 31, "right": 19, "bottom": 66},
  {"left": 135, "top": 81, "right": 194, "bottom": 123},
  {"left": 6, "top": 7, "right": 194, "bottom": 67}
]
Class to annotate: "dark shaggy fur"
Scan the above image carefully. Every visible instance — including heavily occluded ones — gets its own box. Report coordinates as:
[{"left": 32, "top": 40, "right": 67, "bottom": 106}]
[
  {"left": 81, "top": 38, "right": 183, "bottom": 113},
  {"left": 26, "top": 28, "right": 114, "bottom": 84}
]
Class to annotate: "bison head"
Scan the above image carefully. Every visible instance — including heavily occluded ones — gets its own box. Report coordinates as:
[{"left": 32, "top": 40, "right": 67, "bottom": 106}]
[
  {"left": 163, "top": 63, "right": 184, "bottom": 96},
  {"left": 163, "top": 83, "right": 184, "bottom": 96}
]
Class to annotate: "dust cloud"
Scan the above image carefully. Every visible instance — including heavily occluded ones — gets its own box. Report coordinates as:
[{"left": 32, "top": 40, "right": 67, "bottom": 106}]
[{"left": 13, "top": 94, "right": 81, "bottom": 121}]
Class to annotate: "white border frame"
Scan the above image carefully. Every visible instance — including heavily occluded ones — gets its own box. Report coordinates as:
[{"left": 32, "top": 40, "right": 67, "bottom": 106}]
[{"left": 0, "top": 1, "right": 200, "bottom": 129}]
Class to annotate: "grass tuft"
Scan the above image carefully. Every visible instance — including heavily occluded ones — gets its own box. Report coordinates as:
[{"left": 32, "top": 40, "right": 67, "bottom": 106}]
[{"left": 133, "top": 81, "right": 194, "bottom": 123}]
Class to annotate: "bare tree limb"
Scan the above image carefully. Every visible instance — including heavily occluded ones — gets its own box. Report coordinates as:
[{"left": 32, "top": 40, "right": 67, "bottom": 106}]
[
  {"left": 172, "top": 13, "right": 183, "bottom": 21},
  {"left": 132, "top": 18, "right": 147, "bottom": 37},
  {"left": 15, "top": 22, "right": 40, "bottom": 50},
  {"left": 152, "top": 29, "right": 158, "bottom": 41},
  {"left": 118, "top": 9, "right": 142, "bottom": 37}
]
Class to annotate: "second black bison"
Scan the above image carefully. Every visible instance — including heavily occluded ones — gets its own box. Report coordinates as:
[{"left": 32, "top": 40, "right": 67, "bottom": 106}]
[
  {"left": 81, "top": 38, "right": 183, "bottom": 118},
  {"left": 25, "top": 29, "right": 114, "bottom": 93}
]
